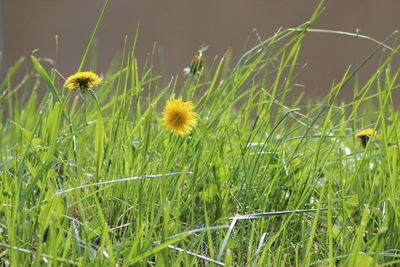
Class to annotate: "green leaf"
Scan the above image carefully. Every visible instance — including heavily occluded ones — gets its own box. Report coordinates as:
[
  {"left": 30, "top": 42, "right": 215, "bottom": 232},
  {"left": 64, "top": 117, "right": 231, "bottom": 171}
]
[
  {"left": 127, "top": 231, "right": 191, "bottom": 265},
  {"left": 88, "top": 88, "right": 100, "bottom": 108},
  {"left": 0, "top": 57, "right": 25, "bottom": 92},
  {"left": 31, "top": 56, "right": 60, "bottom": 102},
  {"left": 354, "top": 255, "right": 378, "bottom": 267},
  {"left": 95, "top": 111, "right": 105, "bottom": 179}
]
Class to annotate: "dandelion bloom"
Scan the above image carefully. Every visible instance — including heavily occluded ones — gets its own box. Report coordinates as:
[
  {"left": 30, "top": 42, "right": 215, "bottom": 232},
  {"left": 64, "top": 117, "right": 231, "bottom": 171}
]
[
  {"left": 356, "top": 128, "right": 375, "bottom": 147},
  {"left": 163, "top": 97, "right": 197, "bottom": 135},
  {"left": 64, "top": 71, "right": 102, "bottom": 93}
]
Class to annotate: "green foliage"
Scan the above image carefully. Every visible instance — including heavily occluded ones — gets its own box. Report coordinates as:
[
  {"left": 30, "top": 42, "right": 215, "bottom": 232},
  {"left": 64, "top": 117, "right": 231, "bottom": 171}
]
[{"left": 1, "top": 1, "right": 400, "bottom": 266}]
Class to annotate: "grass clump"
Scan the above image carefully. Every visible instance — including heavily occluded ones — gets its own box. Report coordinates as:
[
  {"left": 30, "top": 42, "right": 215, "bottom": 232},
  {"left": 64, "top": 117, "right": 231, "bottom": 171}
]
[{"left": 1, "top": 1, "right": 400, "bottom": 266}]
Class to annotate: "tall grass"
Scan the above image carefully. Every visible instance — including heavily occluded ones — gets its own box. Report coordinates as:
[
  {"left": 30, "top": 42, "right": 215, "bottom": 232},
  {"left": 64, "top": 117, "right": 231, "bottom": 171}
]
[{"left": 1, "top": 1, "right": 400, "bottom": 266}]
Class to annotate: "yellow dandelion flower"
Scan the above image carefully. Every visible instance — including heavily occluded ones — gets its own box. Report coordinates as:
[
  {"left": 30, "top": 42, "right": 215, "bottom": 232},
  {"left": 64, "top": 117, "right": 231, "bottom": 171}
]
[
  {"left": 64, "top": 71, "right": 102, "bottom": 93},
  {"left": 355, "top": 128, "right": 375, "bottom": 147},
  {"left": 163, "top": 97, "right": 197, "bottom": 135},
  {"left": 355, "top": 128, "right": 374, "bottom": 138}
]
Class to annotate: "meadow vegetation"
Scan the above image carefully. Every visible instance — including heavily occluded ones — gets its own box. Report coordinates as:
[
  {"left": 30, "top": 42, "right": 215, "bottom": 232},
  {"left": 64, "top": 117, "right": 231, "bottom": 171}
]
[{"left": 1, "top": 1, "right": 400, "bottom": 266}]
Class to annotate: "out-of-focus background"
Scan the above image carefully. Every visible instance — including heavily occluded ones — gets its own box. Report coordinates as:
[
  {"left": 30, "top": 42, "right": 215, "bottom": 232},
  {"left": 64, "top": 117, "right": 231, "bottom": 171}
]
[{"left": 1, "top": 0, "right": 400, "bottom": 100}]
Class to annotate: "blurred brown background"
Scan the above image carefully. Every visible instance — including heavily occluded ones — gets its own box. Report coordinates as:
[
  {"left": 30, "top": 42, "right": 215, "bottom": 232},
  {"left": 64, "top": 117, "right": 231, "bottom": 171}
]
[{"left": 1, "top": 0, "right": 400, "bottom": 100}]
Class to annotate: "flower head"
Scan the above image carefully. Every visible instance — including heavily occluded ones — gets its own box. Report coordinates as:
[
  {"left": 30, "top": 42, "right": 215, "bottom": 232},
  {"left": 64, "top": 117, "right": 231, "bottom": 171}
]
[
  {"left": 184, "top": 46, "right": 207, "bottom": 75},
  {"left": 163, "top": 97, "right": 197, "bottom": 135},
  {"left": 356, "top": 128, "right": 375, "bottom": 147},
  {"left": 355, "top": 128, "right": 374, "bottom": 138},
  {"left": 64, "top": 71, "right": 102, "bottom": 93},
  {"left": 188, "top": 54, "right": 204, "bottom": 75}
]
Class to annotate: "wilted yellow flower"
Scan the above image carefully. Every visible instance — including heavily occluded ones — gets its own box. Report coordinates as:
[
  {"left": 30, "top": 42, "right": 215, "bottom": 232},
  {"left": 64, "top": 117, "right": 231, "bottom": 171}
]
[
  {"left": 64, "top": 71, "right": 102, "bottom": 93},
  {"left": 188, "top": 54, "right": 204, "bottom": 75},
  {"left": 184, "top": 46, "right": 207, "bottom": 75},
  {"left": 356, "top": 128, "right": 375, "bottom": 147},
  {"left": 163, "top": 97, "right": 197, "bottom": 135}
]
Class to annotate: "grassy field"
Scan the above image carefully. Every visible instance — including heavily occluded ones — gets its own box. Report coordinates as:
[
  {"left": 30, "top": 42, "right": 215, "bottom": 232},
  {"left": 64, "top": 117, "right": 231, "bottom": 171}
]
[{"left": 1, "top": 1, "right": 400, "bottom": 266}]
